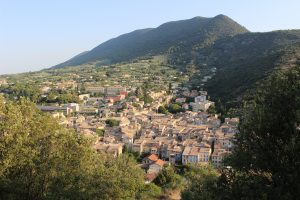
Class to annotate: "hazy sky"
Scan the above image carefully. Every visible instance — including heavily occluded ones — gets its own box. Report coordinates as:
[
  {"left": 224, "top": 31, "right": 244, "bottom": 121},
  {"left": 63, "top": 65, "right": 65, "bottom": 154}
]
[{"left": 1, "top": 0, "right": 300, "bottom": 75}]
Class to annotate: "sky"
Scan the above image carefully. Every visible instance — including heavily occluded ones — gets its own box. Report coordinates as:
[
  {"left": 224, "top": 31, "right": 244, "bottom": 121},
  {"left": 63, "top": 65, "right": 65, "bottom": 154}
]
[{"left": 1, "top": 0, "right": 300, "bottom": 75}]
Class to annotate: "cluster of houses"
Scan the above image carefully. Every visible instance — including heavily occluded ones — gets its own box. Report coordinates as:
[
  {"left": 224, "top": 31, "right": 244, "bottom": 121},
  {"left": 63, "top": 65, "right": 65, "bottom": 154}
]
[{"left": 35, "top": 84, "right": 238, "bottom": 181}]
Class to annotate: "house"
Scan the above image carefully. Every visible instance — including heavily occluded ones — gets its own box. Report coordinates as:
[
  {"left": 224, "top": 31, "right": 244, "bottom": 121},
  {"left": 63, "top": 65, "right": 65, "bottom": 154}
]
[
  {"left": 190, "top": 100, "right": 214, "bottom": 112},
  {"left": 211, "top": 148, "right": 230, "bottom": 168},
  {"left": 216, "top": 135, "right": 234, "bottom": 151},
  {"left": 175, "top": 98, "right": 186, "bottom": 103},
  {"left": 199, "top": 147, "right": 211, "bottom": 163},
  {"left": 78, "top": 94, "right": 90, "bottom": 101},
  {"left": 182, "top": 146, "right": 211, "bottom": 164},
  {"left": 142, "top": 154, "right": 159, "bottom": 165},
  {"left": 86, "top": 86, "right": 105, "bottom": 94},
  {"left": 182, "top": 146, "right": 201, "bottom": 164},
  {"left": 37, "top": 105, "right": 71, "bottom": 116},
  {"left": 79, "top": 106, "right": 99, "bottom": 114},
  {"left": 148, "top": 159, "right": 165, "bottom": 174},
  {"left": 195, "top": 95, "right": 206, "bottom": 103},
  {"left": 65, "top": 103, "right": 80, "bottom": 113},
  {"left": 132, "top": 139, "right": 145, "bottom": 154},
  {"left": 106, "top": 86, "right": 127, "bottom": 95},
  {"left": 182, "top": 103, "right": 189, "bottom": 110}
]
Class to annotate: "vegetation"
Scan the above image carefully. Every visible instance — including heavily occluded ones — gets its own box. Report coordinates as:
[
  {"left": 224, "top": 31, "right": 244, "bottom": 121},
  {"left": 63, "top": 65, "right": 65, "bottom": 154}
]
[
  {"left": 2, "top": 14, "right": 300, "bottom": 200},
  {"left": 222, "top": 67, "right": 300, "bottom": 199},
  {"left": 105, "top": 119, "right": 120, "bottom": 127},
  {"left": 44, "top": 14, "right": 300, "bottom": 114},
  {"left": 53, "top": 15, "right": 247, "bottom": 68},
  {"left": 96, "top": 128, "right": 105, "bottom": 137},
  {"left": 0, "top": 97, "right": 145, "bottom": 200},
  {"left": 207, "top": 105, "right": 216, "bottom": 115},
  {"left": 136, "top": 183, "right": 162, "bottom": 200},
  {"left": 182, "top": 66, "right": 300, "bottom": 199},
  {"left": 158, "top": 105, "right": 168, "bottom": 114},
  {"left": 168, "top": 103, "right": 184, "bottom": 114},
  {"left": 205, "top": 31, "right": 300, "bottom": 108},
  {"left": 182, "top": 164, "right": 219, "bottom": 200},
  {"left": 153, "top": 166, "right": 184, "bottom": 190}
]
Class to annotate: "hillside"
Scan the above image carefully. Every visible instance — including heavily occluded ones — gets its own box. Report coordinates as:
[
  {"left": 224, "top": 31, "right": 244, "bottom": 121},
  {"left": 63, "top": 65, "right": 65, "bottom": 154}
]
[
  {"left": 52, "top": 15, "right": 300, "bottom": 108},
  {"left": 53, "top": 14, "right": 248, "bottom": 68},
  {"left": 203, "top": 30, "right": 300, "bottom": 104}
]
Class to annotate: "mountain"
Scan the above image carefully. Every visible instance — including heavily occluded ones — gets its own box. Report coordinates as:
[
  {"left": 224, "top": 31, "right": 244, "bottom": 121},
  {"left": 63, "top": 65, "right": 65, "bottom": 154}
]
[
  {"left": 52, "top": 15, "right": 300, "bottom": 108},
  {"left": 52, "top": 14, "right": 248, "bottom": 68}
]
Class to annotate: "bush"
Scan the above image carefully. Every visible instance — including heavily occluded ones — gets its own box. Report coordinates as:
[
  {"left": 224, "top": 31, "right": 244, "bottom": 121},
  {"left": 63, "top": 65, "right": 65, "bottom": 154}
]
[{"left": 105, "top": 119, "right": 120, "bottom": 127}]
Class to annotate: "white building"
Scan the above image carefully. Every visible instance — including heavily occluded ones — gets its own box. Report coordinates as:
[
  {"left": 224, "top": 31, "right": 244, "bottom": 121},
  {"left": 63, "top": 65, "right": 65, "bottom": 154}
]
[
  {"left": 190, "top": 101, "right": 214, "bottom": 112},
  {"left": 195, "top": 95, "right": 206, "bottom": 103}
]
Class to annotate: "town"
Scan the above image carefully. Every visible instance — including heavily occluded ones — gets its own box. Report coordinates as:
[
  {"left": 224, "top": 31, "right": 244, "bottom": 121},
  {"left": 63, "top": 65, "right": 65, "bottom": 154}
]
[{"left": 0, "top": 58, "right": 238, "bottom": 183}]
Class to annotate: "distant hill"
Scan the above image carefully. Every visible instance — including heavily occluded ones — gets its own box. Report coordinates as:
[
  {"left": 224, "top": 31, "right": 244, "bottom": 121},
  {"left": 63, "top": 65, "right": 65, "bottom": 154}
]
[
  {"left": 52, "top": 14, "right": 248, "bottom": 68},
  {"left": 52, "top": 15, "right": 300, "bottom": 107}
]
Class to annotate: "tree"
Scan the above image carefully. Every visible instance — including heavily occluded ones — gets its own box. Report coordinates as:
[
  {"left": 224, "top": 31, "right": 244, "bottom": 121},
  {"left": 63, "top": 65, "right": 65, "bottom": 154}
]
[
  {"left": 207, "top": 105, "right": 216, "bottom": 115},
  {"left": 96, "top": 129, "right": 105, "bottom": 137},
  {"left": 143, "top": 94, "right": 153, "bottom": 104},
  {"left": 168, "top": 82, "right": 172, "bottom": 94},
  {"left": 181, "top": 164, "right": 219, "bottom": 200},
  {"left": 216, "top": 168, "right": 272, "bottom": 200},
  {"left": 0, "top": 98, "right": 145, "bottom": 199},
  {"left": 135, "top": 87, "right": 143, "bottom": 98},
  {"left": 226, "top": 67, "right": 300, "bottom": 199},
  {"left": 168, "top": 103, "right": 183, "bottom": 114},
  {"left": 158, "top": 105, "right": 168, "bottom": 114},
  {"left": 154, "top": 166, "right": 184, "bottom": 189},
  {"left": 136, "top": 183, "right": 162, "bottom": 200},
  {"left": 105, "top": 119, "right": 120, "bottom": 127}
]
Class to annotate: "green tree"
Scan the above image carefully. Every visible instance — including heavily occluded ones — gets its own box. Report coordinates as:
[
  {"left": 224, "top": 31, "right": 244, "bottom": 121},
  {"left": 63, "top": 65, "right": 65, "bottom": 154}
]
[
  {"left": 168, "top": 103, "right": 183, "bottom": 114},
  {"left": 0, "top": 97, "right": 145, "bottom": 199},
  {"left": 137, "top": 183, "right": 162, "bottom": 200},
  {"left": 207, "top": 105, "right": 217, "bottom": 115},
  {"left": 105, "top": 119, "right": 120, "bottom": 127},
  {"left": 226, "top": 67, "right": 300, "bottom": 199},
  {"left": 182, "top": 164, "right": 219, "bottom": 200},
  {"left": 158, "top": 105, "right": 168, "bottom": 114},
  {"left": 154, "top": 166, "right": 184, "bottom": 189},
  {"left": 96, "top": 129, "right": 105, "bottom": 137}
]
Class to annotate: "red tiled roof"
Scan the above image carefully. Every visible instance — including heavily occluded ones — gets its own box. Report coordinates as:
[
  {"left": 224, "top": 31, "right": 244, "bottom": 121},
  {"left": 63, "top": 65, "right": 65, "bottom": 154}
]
[
  {"left": 154, "top": 159, "right": 165, "bottom": 167},
  {"left": 120, "top": 91, "right": 128, "bottom": 96},
  {"left": 147, "top": 154, "right": 159, "bottom": 162}
]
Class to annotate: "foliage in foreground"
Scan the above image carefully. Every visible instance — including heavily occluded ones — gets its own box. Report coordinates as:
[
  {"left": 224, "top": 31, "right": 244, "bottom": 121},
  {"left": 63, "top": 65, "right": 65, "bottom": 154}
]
[{"left": 0, "top": 98, "right": 144, "bottom": 200}]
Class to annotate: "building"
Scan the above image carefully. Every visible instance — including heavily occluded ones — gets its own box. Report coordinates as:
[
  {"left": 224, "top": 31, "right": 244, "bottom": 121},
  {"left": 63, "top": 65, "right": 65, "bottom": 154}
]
[
  {"left": 199, "top": 147, "right": 211, "bottom": 163},
  {"left": 142, "top": 154, "right": 159, "bottom": 165},
  {"left": 195, "top": 95, "right": 206, "bottom": 103},
  {"left": 175, "top": 98, "right": 186, "bottom": 103},
  {"left": 79, "top": 94, "right": 90, "bottom": 101},
  {"left": 211, "top": 148, "right": 229, "bottom": 168},
  {"left": 182, "top": 146, "right": 211, "bottom": 164},
  {"left": 106, "top": 86, "right": 127, "bottom": 95},
  {"left": 190, "top": 101, "right": 215, "bottom": 112},
  {"left": 79, "top": 106, "right": 99, "bottom": 114},
  {"left": 148, "top": 159, "right": 165, "bottom": 174},
  {"left": 65, "top": 103, "right": 80, "bottom": 113},
  {"left": 37, "top": 105, "right": 71, "bottom": 116},
  {"left": 86, "top": 86, "right": 105, "bottom": 94},
  {"left": 182, "top": 146, "right": 201, "bottom": 164}
]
